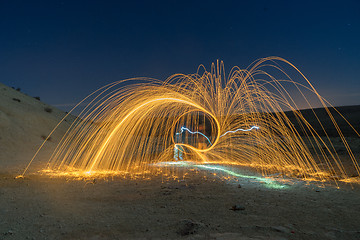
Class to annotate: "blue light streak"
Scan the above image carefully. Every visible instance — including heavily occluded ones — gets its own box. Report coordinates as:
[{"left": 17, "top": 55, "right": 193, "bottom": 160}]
[
  {"left": 220, "top": 126, "right": 260, "bottom": 137},
  {"left": 175, "top": 125, "right": 260, "bottom": 146},
  {"left": 170, "top": 125, "right": 287, "bottom": 189},
  {"left": 176, "top": 126, "right": 213, "bottom": 145}
]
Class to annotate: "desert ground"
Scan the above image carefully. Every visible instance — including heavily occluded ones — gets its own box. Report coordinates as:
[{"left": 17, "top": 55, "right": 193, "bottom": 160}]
[
  {"left": 1, "top": 171, "right": 360, "bottom": 240},
  {"left": 1, "top": 83, "right": 360, "bottom": 239}
]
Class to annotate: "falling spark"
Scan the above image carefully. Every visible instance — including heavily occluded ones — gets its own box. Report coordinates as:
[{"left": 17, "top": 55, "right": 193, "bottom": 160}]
[{"left": 23, "top": 57, "right": 360, "bottom": 184}]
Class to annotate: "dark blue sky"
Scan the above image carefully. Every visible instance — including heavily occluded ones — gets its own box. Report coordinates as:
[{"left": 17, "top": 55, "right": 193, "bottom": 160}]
[{"left": 1, "top": 0, "right": 360, "bottom": 110}]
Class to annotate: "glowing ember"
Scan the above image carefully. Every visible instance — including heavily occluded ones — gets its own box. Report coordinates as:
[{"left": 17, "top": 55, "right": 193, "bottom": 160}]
[{"left": 23, "top": 57, "right": 360, "bottom": 184}]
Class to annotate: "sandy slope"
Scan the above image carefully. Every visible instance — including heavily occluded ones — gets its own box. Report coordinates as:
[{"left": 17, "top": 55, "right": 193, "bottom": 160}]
[{"left": 0, "top": 82, "right": 74, "bottom": 173}]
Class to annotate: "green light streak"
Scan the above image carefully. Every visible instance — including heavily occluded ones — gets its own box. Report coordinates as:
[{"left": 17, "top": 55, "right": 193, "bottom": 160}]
[
  {"left": 193, "top": 164, "right": 286, "bottom": 189},
  {"left": 156, "top": 161, "right": 288, "bottom": 189}
]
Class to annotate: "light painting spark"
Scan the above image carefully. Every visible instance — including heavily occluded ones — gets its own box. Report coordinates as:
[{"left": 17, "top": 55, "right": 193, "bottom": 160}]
[{"left": 22, "top": 57, "right": 360, "bottom": 184}]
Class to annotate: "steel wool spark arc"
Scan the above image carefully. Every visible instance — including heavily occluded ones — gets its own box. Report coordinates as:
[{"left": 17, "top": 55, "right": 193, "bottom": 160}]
[{"left": 23, "top": 57, "right": 360, "bottom": 183}]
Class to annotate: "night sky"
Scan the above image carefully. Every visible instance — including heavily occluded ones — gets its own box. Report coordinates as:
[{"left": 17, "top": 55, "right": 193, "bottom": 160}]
[{"left": 1, "top": 0, "right": 360, "bottom": 111}]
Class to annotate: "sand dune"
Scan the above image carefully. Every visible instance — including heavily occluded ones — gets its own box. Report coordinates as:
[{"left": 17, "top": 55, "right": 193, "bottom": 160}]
[{"left": 0, "top": 82, "right": 74, "bottom": 173}]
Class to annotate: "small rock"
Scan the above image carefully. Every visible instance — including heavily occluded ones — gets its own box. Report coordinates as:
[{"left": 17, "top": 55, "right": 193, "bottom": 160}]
[
  {"left": 176, "top": 219, "right": 203, "bottom": 236},
  {"left": 230, "top": 205, "right": 245, "bottom": 211},
  {"left": 271, "top": 226, "right": 291, "bottom": 234},
  {"left": 4, "top": 230, "right": 13, "bottom": 235},
  {"left": 237, "top": 184, "right": 242, "bottom": 188},
  {"left": 162, "top": 190, "right": 172, "bottom": 195}
]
